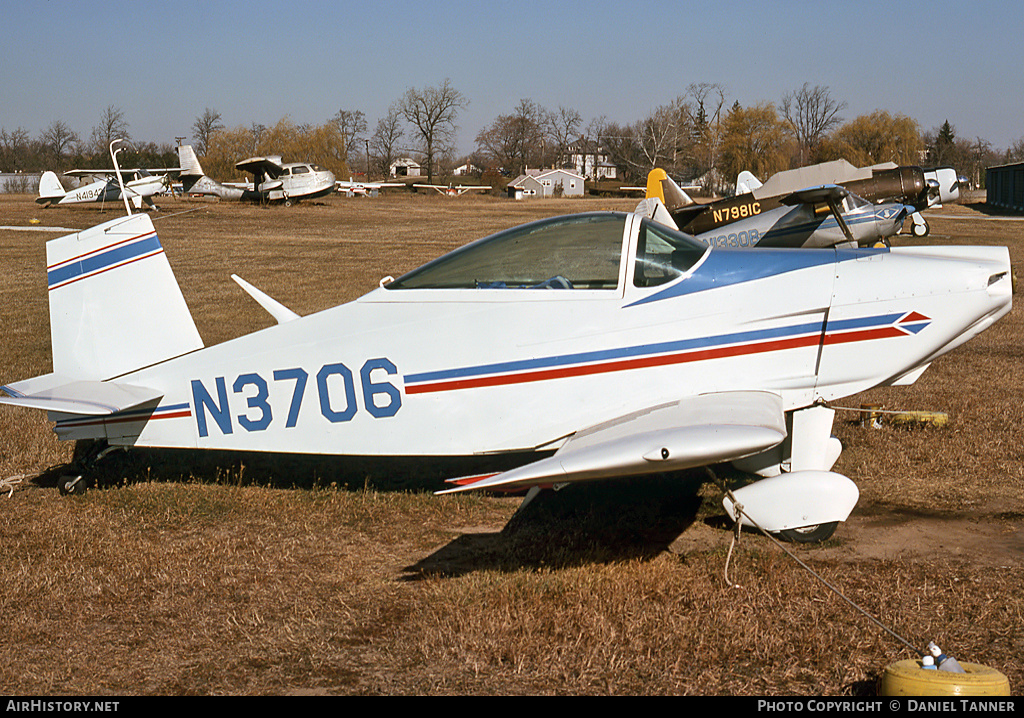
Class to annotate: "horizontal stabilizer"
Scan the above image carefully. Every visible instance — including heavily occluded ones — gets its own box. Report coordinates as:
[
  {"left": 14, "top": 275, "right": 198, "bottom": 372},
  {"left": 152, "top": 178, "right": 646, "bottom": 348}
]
[
  {"left": 1, "top": 375, "right": 162, "bottom": 416},
  {"left": 438, "top": 391, "right": 785, "bottom": 494}
]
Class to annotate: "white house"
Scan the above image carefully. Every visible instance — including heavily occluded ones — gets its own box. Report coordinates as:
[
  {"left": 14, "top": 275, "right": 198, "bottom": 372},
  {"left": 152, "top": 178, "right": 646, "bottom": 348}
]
[
  {"left": 508, "top": 168, "right": 586, "bottom": 198},
  {"left": 564, "top": 138, "right": 617, "bottom": 180},
  {"left": 390, "top": 157, "right": 422, "bottom": 177}
]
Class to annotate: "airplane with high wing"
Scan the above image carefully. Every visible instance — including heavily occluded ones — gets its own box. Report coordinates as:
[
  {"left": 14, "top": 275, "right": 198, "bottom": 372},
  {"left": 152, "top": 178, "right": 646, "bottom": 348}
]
[
  {"left": 0, "top": 210, "right": 1011, "bottom": 543},
  {"left": 176, "top": 144, "right": 335, "bottom": 205},
  {"left": 36, "top": 168, "right": 174, "bottom": 210},
  {"left": 335, "top": 177, "right": 404, "bottom": 197},
  {"left": 735, "top": 160, "right": 960, "bottom": 237},
  {"left": 414, "top": 183, "right": 491, "bottom": 197},
  {"left": 638, "top": 168, "right": 909, "bottom": 249}
]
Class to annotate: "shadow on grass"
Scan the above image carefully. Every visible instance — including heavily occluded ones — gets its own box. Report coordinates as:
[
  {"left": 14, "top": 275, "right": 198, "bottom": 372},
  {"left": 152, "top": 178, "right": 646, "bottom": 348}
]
[
  {"left": 33, "top": 440, "right": 546, "bottom": 493},
  {"left": 37, "top": 441, "right": 715, "bottom": 573},
  {"left": 402, "top": 470, "right": 708, "bottom": 578}
]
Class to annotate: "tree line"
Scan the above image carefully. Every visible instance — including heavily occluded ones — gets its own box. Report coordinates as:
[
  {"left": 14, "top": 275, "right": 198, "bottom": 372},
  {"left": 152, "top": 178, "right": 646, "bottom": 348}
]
[{"left": 3, "top": 81, "right": 1022, "bottom": 193}]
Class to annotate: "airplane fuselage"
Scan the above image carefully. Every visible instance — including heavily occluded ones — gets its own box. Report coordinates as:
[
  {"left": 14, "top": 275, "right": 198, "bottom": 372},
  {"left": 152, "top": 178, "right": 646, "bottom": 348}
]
[
  {"left": 42, "top": 175, "right": 166, "bottom": 206},
  {"left": 673, "top": 194, "right": 906, "bottom": 249},
  {"left": 48, "top": 213, "right": 1012, "bottom": 461}
]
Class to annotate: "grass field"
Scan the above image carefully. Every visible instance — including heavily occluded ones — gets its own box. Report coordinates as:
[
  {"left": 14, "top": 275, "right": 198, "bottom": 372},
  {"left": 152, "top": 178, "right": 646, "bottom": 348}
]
[{"left": 0, "top": 191, "right": 1021, "bottom": 695}]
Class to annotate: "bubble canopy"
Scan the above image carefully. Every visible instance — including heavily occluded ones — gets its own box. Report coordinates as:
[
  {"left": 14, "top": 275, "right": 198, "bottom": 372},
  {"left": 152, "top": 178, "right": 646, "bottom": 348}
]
[{"left": 385, "top": 212, "right": 706, "bottom": 291}]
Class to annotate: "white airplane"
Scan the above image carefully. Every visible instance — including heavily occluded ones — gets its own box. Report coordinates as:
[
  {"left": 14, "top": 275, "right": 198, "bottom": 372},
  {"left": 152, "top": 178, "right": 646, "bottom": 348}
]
[
  {"left": 637, "top": 169, "right": 909, "bottom": 249},
  {"left": 0, "top": 211, "right": 1012, "bottom": 544},
  {"left": 36, "top": 168, "right": 173, "bottom": 210},
  {"left": 176, "top": 144, "right": 335, "bottom": 205},
  {"left": 335, "top": 177, "right": 403, "bottom": 197},
  {"left": 414, "top": 183, "right": 491, "bottom": 197}
]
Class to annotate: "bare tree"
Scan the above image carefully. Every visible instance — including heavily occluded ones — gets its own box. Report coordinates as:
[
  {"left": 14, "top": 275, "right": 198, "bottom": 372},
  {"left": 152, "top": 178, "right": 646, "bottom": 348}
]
[
  {"left": 40, "top": 120, "right": 79, "bottom": 169},
  {"left": 192, "top": 108, "right": 224, "bottom": 157},
  {"left": 369, "top": 104, "right": 405, "bottom": 178},
  {"left": 400, "top": 79, "right": 467, "bottom": 184},
  {"left": 781, "top": 83, "right": 846, "bottom": 166},
  {"left": 1006, "top": 136, "right": 1024, "bottom": 163},
  {"left": 89, "top": 105, "right": 131, "bottom": 156},
  {"left": 475, "top": 99, "right": 547, "bottom": 176},
  {"left": 688, "top": 82, "right": 726, "bottom": 180},
  {"left": 544, "top": 106, "right": 582, "bottom": 166},
  {"left": 247, "top": 122, "right": 267, "bottom": 156},
  {"left": 0, "top": 127, "right": 31, "bottom": 171},
  {"left": 331, "top": 109, "right": 367, "bottom": 166}
]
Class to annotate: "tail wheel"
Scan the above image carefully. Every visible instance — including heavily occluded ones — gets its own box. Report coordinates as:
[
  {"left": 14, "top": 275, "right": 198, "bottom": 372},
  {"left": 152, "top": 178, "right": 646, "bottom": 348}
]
[{"left": 57, "top": 474, "right": 90, "bottom": 496}]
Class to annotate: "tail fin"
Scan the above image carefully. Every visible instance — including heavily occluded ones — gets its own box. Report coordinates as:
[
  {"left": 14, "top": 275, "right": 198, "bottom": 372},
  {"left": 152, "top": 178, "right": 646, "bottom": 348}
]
[
  {"left": 36, "top": 171, "right": 66, "bottom": 205},
  {"left": 47, "top": 213, "right": 204, "bottom": 381},
  {"left": 736, "top": 170, "right": 762, "bottom": 194},
  {"left": 176, "top": 144, "right": 204, "bottom": 176},
  {"left": 645, "top": 168, "right": 693, "bottom": 210}
]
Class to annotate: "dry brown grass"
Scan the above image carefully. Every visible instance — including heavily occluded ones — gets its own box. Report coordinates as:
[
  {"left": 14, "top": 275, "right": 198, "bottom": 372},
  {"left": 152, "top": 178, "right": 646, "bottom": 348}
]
[{"left": 0, "top": 192, "right": 1022, "bottom": 695}]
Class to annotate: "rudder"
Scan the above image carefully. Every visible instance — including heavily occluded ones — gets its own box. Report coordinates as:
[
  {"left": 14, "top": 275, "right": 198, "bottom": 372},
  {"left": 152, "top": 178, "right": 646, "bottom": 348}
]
[
  {"left": 47, "top": 213, "right": 204, "bottom": 381},
  {"left": 37, "top": 171, "right": 66, "bottom": 205}
]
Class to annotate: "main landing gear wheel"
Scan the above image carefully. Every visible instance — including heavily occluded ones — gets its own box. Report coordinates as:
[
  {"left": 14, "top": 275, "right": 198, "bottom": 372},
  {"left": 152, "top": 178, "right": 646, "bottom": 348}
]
[{"left": 777, "top": 521, "right": 838, "bottom": 544}]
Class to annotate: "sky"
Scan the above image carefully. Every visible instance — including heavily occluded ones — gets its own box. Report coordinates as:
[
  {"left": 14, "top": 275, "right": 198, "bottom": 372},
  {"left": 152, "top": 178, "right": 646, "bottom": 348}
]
[{"left": 3, "top": 0, "right": 1022, "bottom": 159}]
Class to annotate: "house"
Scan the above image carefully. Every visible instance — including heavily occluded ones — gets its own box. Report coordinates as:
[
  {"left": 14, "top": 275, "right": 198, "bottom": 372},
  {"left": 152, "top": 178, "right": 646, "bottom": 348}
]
[
  {"left": 564, "top": 137, "right": 617, "bottom": 180},
  {"left": 508, "top": 168, "right": 586, "bottom": 198},
  {"left": 390, "top": 157, "right": 422, "bottom": 177},
  {"left": 452, "top": 162, "right": 481, "bottom": 176}
]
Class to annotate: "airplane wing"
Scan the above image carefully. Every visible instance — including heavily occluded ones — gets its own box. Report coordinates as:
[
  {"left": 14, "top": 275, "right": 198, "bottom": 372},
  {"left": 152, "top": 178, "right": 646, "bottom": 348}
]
[
  {"left": 64, "top": 168, "right": 181, "bottom": 178},
  {"left": 779, "top": 184, "right": 855, "bottom": 244},
  {"left": 235, "top": 156, "right": 285, "bottom": 178},
  {"left": 438, "top": 391, "right": 785, "bottom": 494}
]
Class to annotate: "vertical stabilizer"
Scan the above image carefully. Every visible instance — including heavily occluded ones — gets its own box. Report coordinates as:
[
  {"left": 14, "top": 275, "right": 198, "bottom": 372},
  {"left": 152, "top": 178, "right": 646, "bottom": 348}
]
[
  {"left": 736, "top": 171, "right": 762, "bottom": 194},
  {"left": 646, "top": 168, "right": 693, "bottom": 211},
  {"left": 36, "top": 171, "right": 67, "bottom": 205},
  {"left": 47, "top": 213, "right": 204, "bottom": 381},
  {"left": 176, "top": 144, "right": 205, "bottom": 176}
]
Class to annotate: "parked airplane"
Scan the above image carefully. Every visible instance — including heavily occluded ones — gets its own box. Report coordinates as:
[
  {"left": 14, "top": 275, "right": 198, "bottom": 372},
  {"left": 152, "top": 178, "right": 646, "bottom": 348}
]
[
  {"left": 414, "top": 183, "right": 491, "bottom": 197},
  {"left": 335, "top": 177, "right": 403, "bottom": 197},
  {"left": 176, "top": 144, "right": 335, "bottom": 205},
  {"left": 638, "top": 169, "right": 908, "bottom": 249},
  {"left": 36, "top": 168, "right": 173, "bottom": 210},
  {"left": 1, "top": 210, "right": 1011, "bottom": 543},
  {"left": 736, "top": 160, "right": 960, "bottom": 237}
]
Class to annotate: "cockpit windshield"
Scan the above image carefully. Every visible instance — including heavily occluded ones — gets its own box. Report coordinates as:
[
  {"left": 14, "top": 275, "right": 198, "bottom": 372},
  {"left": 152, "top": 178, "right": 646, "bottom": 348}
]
[
  {"left": 386, "top": 213, "right": 627, "bottom": 290},
  {"left": 633, "top": 219, "right": 707, "bottom": 287}
]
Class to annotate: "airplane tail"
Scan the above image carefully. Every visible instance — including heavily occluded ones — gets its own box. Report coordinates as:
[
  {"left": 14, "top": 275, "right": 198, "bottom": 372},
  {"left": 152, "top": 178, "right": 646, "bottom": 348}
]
[
  {"left": 36, "top": 171, "right": 67, "bottom": 205},
  {"left": 176, "top": 144, "right": 204, "bottom": 176},
  {"left": 48, "top": 214, "right": 203, "bottom": 382},
  {"left": 736, "top": 170, "right": 762, "bottom": 194},
  {"left": 645, "top": 168, "right": 693, "bottom": 210},
  {"left": 1, "top": 213, "right": 204, "bottom": 420},
  {"left": 176, "top": 144, "right": 206, "bottom": 192}
]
